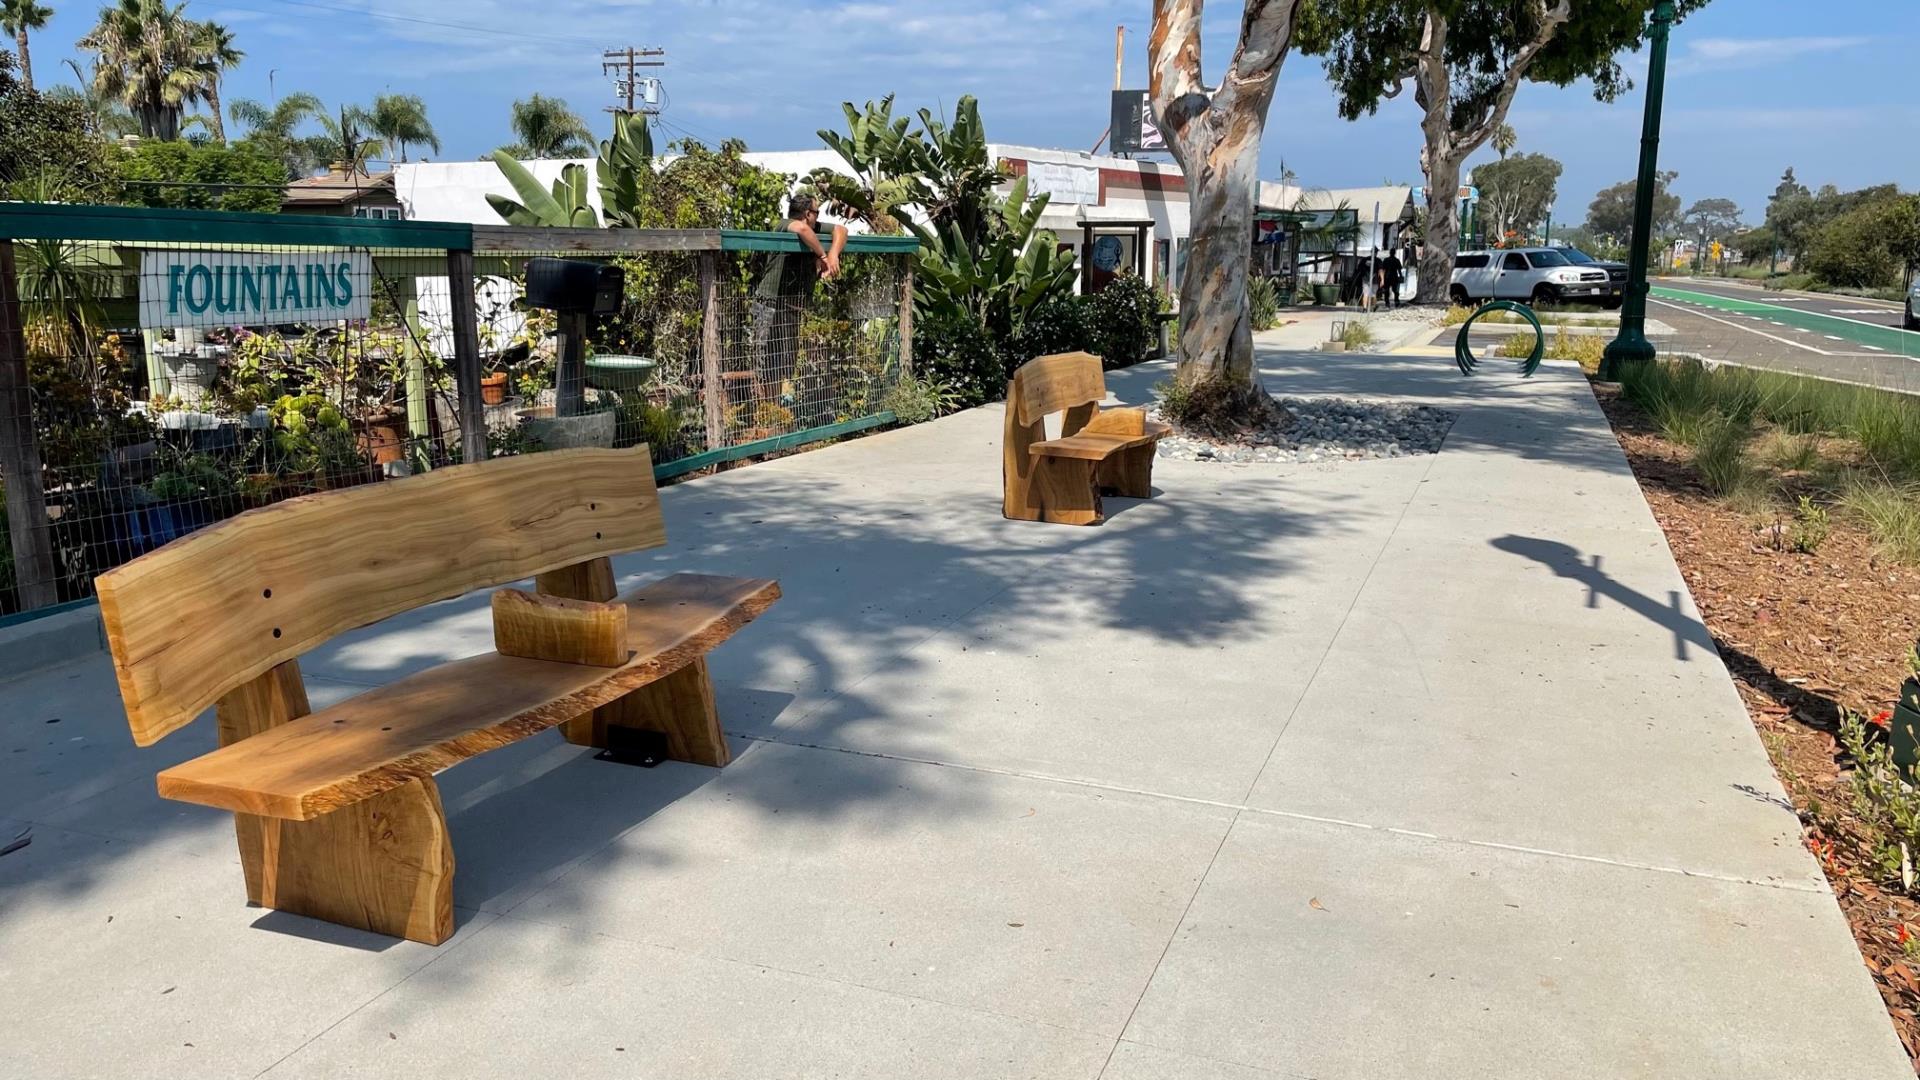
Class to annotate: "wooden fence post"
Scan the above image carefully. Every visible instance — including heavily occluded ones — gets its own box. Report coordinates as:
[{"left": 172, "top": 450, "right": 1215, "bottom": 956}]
[
  {"left": 697, "top": 251, "right": 726, "bottom": 453},
  {"left": 446, "top": 248, "right": 487, "bottom": 465},
  {"left": 898, "top": 260, "right": 914, "bottom": 379},
  {"left": 0, "top": 240, "right": 60, "bottom": 610}
]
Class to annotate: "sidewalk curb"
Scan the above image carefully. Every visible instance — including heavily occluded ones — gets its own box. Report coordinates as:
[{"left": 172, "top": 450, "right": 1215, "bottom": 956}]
[{"left": 0, "top": 602, "right": 106, "bottom": 684}]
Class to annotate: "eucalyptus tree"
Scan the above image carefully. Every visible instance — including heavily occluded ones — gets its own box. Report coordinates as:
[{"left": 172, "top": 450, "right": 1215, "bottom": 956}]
[{"left": 1296, "top": 0, "right": 1710, "bottom": 302}]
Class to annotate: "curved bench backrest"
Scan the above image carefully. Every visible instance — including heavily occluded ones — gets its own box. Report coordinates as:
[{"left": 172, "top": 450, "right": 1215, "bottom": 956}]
[
  {"left": 1010, "top": 351, "right": 1106, "bottom": 427},
  {"left": 97, "top": 446, "right": 664, "bottom": 746}
]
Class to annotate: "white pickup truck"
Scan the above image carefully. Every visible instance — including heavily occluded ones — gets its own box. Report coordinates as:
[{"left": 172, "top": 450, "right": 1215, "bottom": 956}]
[{"left": 1450, "top": 247, "right": 1620, "bottom": 308}]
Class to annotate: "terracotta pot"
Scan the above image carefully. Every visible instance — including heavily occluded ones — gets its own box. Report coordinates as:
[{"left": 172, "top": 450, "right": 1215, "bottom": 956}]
[
  {"left": 361, "top": 408, "right": 410, "bottom": 466},
  {"left": 481, "top": 372, "right": 510, "bottom": 406}
]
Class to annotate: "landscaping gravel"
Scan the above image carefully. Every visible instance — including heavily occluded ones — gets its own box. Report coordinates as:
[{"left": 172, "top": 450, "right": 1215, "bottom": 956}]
[{"left": 1153, "top": 395, "right": 1456, "bottom": 464}]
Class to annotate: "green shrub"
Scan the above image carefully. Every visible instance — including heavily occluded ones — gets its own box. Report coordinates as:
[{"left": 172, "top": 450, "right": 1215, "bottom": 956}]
[
  {"left": 1338, "top": 321, "right": 1375, "bottom": 349},
  {"left": 1011, "top": 293, "right": 1093, "bottom": 362},
  {"left": 1789, "top": 496, "right": 1831, "bottom": 553},
  {"left": 1248, "top": 276, "right": 1280, "bottom": 331},
  {"left": 1547, "top": 330, "right": 1606, "bottom": 372},
  {"left": 1691, "top": 415, "right": 1754, "bottom": 496},
  {"left": 1852, "top": 397, "right": 1920, "bottom": 475},
  {"left": 919, "top": 309, "right": 1008, "bottom": 408},
  {"left": 1842, "top": 476, "right": 1920, "bottom": 564},
  {"left": 879, "top": 373, "right": 961, "bottom": 424},
  {"left": 1837, "top": 704, "right": 1920, "bottom": 890},
  {"left": 1493, "top": 329, "right": 1539, "bottom": 358},
  {"left": 614, "top": 395, "right": 691, "bottom": 459},
  {"left": 1760, "top": 430, "right": 1822, "bottom": 472},
  {"left": 1086, "top": 273, "right": 1160, "bottom": 369}
]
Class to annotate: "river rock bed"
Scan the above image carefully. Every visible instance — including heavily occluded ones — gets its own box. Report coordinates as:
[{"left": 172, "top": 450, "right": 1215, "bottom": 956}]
[{"left": 1153, "top": 395, "right": 1456, "bottom": 464}]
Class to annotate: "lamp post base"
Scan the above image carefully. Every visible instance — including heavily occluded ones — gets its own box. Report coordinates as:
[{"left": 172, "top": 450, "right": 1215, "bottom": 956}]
[{"left": 1598, "top": 328, "right": 1657, "bottom": 382}]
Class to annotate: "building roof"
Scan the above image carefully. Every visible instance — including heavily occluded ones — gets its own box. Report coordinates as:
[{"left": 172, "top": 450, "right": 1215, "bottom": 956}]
[
  {"left": 282, "top": 167, "right": 397, "bottom": 207},
  {"left": 1258, "top": 183, "right": 1414, "bottom": 219}
]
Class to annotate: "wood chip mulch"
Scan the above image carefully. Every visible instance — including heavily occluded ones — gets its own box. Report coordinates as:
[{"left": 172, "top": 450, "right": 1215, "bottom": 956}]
[{"left": 1595, "top": 382, "right": 1920, "bottom": 1067}]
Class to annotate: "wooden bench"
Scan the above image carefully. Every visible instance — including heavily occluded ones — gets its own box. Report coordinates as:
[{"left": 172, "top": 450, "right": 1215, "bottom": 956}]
[
  {"left": 96, "top": 446, "right": 779, "bottom": 945},
  {"left": 1002, "top": 351, "right": 1171, "bottom": 525}
]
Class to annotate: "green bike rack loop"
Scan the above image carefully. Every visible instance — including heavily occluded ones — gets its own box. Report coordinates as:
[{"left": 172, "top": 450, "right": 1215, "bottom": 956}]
[{"left": 1454, "top": 300, "right": 1545, "bottom": 377}]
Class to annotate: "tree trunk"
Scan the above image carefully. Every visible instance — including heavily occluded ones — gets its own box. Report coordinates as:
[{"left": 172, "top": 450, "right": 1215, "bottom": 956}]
[
  {"left": 205, "top": 85, "right": 227, "bottom": 144},
  {"left": 1418, "top": 150, "right": 1462, "bottom": 304},
  {"left": 14, "top": 31, "right": 30, "bottom": 91},
  {"left": 1176, "top": 137, "right": 1259, "bottom": 387},
  {"left": 1150, "top": 0, "right": 1302, "bottom": 409}
]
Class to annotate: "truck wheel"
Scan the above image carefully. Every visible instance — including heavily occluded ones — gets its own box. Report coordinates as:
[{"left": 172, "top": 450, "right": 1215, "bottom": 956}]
[
  {"left": 1531, "top": 285, "right": 1556, "bottom": 306},
  {"left": 1449, "top": 284, "right": 1470, "bottom": 305}
]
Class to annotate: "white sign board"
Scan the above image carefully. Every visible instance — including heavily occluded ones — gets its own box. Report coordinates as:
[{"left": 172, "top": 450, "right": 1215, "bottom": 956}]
[
  {"left": 139, "top": 250, "right": 373, "bottom": 329},
  {"left": 1024, "top": 162, "right": 1101, "bottom": 206}
]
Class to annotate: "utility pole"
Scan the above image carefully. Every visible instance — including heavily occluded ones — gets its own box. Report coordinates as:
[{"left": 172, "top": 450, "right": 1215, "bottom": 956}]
[
  {"left": 602, "top": 47, "right": 666, "bottom": 116},
  {"left": 1600, "top": 0, "right": 1677, "bottom": 380}
]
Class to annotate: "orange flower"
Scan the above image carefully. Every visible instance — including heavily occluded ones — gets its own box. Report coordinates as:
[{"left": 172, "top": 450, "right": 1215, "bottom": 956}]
[{"left": 1872, "top": 709, "right": 1894, "bottom": 730}]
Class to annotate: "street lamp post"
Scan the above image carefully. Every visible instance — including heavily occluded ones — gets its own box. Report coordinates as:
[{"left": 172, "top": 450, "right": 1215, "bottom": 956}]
[{"left": 1599, "top": 0, "right": 1677, "bottom": 380}]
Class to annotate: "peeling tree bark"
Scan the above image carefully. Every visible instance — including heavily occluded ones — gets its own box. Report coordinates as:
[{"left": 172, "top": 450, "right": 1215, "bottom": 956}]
[
  {"left": 1150, "top": 0, "right": 1303, "bottom": 394},
  {"left": 1412, "top": 1, "right": 1570, "bottom": 303}
]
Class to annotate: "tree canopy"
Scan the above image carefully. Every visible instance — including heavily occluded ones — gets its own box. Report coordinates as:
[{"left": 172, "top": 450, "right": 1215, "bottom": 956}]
[
  {"left": 1585, "top": 170, "right": 1679, "bottom": 241},
  {"left": 115, "top": 137, "right": 284, "bottom": 212},
  {"left": 1295, "top": 0, "right": 1710, "bottom": 300},
  {"left": 1680, "top": 197, "right": 1743, "bottom": 243},
  {"left": 1472, "top": 151, "right": 1560, "bottom": 243},
  {"left": 0, "top": 51, "right": 118, "bottom": 201}
]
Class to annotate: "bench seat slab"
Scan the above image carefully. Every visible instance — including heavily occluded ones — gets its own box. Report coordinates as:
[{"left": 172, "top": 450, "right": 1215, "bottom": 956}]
[{"left": 160, "top": 573, "right": 779, "bottom": 822}]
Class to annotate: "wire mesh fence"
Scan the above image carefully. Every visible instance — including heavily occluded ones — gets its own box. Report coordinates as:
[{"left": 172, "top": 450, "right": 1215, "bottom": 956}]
[
  {"left": 0, "top": 207, "right": 914, "bottom": 617},
  {"left": 465, "top": 240, "right": 910, "bottom": 473}
]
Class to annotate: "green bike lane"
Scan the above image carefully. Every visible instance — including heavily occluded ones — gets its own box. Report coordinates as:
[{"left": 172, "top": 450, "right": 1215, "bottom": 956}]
[{"left": 1652, "top": 283, "right": 1920, "bottom": 356}]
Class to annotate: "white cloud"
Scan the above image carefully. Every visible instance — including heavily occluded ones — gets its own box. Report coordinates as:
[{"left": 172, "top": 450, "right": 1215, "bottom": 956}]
[{"left": 1673, "top": 36, "right": 1867, "bottom": 75}]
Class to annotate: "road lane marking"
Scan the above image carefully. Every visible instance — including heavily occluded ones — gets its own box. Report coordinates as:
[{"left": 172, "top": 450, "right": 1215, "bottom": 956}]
[{"left": 1649, "top": 298, "right": 1832, "bottom": 355}]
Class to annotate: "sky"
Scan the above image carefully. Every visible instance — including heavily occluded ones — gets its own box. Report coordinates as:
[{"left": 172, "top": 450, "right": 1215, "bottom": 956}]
[{"left": 25, "top": 0, "right": 1920, "bottom": 225}]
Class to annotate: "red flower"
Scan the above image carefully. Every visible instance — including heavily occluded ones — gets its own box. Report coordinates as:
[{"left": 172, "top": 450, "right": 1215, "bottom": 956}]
[
  {"left": 1900, "top": 924, "right": 1911, "bottom": 946},
  {"left": 1871, "top": 709, "right": 1894, "bottom": 730}
]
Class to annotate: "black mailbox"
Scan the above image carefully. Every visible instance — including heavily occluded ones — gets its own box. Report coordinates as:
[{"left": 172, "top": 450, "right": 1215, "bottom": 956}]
[{"left": 524, "top": 257, "right": 623, "bottom": 316}]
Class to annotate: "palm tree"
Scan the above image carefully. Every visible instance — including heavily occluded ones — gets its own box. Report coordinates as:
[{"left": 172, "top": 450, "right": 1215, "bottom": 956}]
[
  {"left": 313, "top": 104, "right": 384, "bottom": 172},
  {"left": 1492, "top": 123, "right": 1517, "bottom": 161},
  {"left": 230, "top": 90, "right": 323, "bottom": 173},
  {"left": 370, "top": 92, "right": 439, "bottom": 162},
  {"left": 0, "top": 0, "right": 52, "bottom": 91},
  {"left": 51, "top": 57, "right": 138, "bottom": 136},
  {"left": 77, "top": 0, "right": 212, "bottom": 141},
  {"left": 501, "top": 93, "right": 593, "bottom": 159},
  {"left": 192, "top": 20, "right": 241, "bottom": 143}
]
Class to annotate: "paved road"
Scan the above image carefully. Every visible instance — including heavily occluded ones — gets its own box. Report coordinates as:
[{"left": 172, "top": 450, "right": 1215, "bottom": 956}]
[
  {"left": 1429, "top": 302, "right": 1920, "bottom": 392},
  {"left": 1656, "top": 276, "right": 1911, "bottom": 330},
  {"left": 1651, "top": 279, "right": 1920, "bottom": 358}
]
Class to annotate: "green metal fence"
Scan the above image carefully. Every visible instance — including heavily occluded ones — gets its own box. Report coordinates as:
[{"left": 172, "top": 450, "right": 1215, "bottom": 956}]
[{"left": 0, "top": 203, "right": 917, "bottom": 615}]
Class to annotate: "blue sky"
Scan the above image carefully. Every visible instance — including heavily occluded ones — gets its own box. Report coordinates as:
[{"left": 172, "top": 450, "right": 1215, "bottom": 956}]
[{"left": 27, "top": 0, "right": 1920, "bottom": 224}]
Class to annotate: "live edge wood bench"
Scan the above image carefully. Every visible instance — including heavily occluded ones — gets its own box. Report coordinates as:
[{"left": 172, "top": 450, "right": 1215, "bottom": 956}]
[
  {"left": 95, "top": 446, "right": 779, "bottom": 945},
  {"left": 1002, "top": 351, "right": 1171, "bottom": 526}
]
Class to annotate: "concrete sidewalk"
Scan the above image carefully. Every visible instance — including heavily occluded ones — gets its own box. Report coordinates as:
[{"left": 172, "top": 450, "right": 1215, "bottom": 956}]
[{"left": 1, "top": 344, "right": 1908, "bottom": 1078}]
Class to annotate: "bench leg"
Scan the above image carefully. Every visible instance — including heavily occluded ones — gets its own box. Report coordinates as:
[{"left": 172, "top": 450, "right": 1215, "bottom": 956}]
[
  {"left": 1030, "top": 457, "right": 1104, "bottom": 526},
  {"left": 560, "top": 657, "right": 730, "bottom": 767},
  {"left": 236, "top": 779, "right": 456, "bottom": 945},
  {"left": 1097, "top": 444, "right": 1155, "bottom": 499},
  {"left": 219, "top": 661, "right": 456, "bottom": 946}
]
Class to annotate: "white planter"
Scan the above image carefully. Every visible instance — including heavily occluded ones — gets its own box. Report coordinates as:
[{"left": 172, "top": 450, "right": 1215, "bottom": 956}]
[
  {"left": 159, "top": 351, "right": 219, "bottom": 403},
  {"left": 516, "top": 406, "right": 616, "bottom": 450}
]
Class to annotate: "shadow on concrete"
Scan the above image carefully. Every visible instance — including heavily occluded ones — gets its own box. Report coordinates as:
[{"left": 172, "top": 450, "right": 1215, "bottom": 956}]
[
  {"left": 1, "top": 348, "right": 1646, "bottom": 956},
  {"left": 1490, "top": 534, "right": 1717, "bottom": 661}
]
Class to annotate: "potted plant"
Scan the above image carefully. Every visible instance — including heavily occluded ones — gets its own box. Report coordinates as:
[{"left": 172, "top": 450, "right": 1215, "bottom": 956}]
[{"left": 481, "top": 370, "right": 511, "bottom": 406}]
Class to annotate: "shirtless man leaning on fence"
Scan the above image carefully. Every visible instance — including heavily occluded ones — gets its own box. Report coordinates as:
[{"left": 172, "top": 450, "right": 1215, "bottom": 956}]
[{"left": 749, "top": 193, "right": 847, "bottom": 405}]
